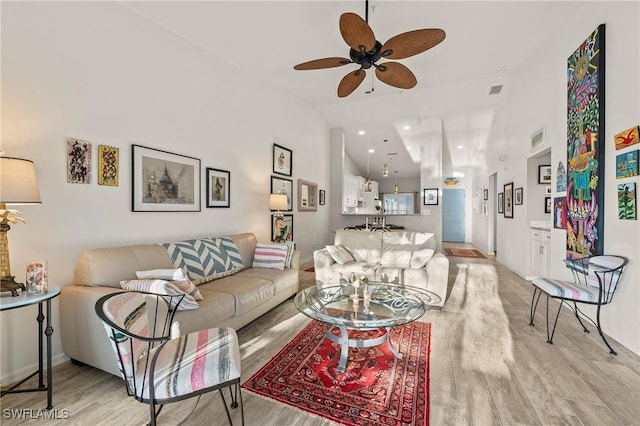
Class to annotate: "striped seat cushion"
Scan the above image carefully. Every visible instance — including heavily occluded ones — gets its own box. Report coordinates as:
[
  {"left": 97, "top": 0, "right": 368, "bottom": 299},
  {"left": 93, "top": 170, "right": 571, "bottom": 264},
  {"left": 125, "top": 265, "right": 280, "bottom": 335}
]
[
  {"left": 532, "top": 278, "right": 601, "bottom": 303},
  {"left": 252, "top": 243, "right": 288, "bottom": 270},
  {"left": 136, "top": 327, "right": 241, "bottom": 401}
]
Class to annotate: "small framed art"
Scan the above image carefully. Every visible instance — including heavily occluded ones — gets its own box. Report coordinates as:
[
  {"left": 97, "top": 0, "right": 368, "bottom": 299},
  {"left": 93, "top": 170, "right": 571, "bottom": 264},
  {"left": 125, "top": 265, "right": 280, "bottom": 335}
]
[
  {"left": 273, "top": 144, "right": 292, "bottom": 176},
  {"left": 206, "top": 168, "right": 230, "bottom": 208},
  {"left": 483, "top": 189, "right": 488, "bottom": 200},
  {"left": 298, "top": 179, "right": 318, "bottom": 211},
  {"left": 131, "top": 145, "right": 200, "bottom": 212},
  {"left": 515, "top": 187, "right": 523, "bottom": 205},
  {"left": 498, "top": 192, "right": 504, "bottom": 214},
  {"left": 272, "top": 214, "right": 293, "bottom": 242},
  {"left": 97, "top": 145, "right": 119, "bottom": 186},
  {"left": 270, "top": 176, "right": 293, "bottom": 211},
  {"left": 319, "top": 189, "right": 326, "bottom": 205},
  {"left": 423, "top": 188, "right": 438, "bottom": 205},
  {"left": 545, "top": 196, "right": 552, "bottom": 213},
  {"left": 538, "top": 165, "right": 552, "bottom": 184},
  {"left": 504, "top": 182, "right": 514, "bottom": 218}
]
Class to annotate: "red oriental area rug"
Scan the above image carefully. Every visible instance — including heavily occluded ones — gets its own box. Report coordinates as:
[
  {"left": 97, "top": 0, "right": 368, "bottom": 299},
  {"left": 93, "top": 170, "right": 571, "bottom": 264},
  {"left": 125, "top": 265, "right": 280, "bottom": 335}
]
[
  {"left": 443, "top": 248, "right": 486, "bottom": 258},
  {"left": 242, "top": 320, "right": 431, "bottom": 426}
]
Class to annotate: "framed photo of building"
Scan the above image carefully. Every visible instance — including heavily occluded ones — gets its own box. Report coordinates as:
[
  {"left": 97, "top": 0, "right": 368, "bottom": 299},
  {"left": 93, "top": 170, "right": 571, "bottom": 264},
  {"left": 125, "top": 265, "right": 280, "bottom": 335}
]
[
  {"left": 131, "top": 145, "right": 200, "bottom": 212},
  {"left": 273, "top": 144, "right": 292, "bottom": 176},
  {"left": 538, "top": 165, "right": 552, "bottom": 184},
  {"left": 270, "top": 176, "right": 293, "bottom": 211},
  {"left": 206, "top": 168, "right": 230, "bottom": 208}
]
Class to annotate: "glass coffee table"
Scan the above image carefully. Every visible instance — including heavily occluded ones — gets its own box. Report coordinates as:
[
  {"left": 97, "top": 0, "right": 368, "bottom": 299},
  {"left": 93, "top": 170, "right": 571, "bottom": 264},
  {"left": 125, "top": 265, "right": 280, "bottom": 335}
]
[{"left": 294, "top": 282, "right": 441, "bottom": 373}]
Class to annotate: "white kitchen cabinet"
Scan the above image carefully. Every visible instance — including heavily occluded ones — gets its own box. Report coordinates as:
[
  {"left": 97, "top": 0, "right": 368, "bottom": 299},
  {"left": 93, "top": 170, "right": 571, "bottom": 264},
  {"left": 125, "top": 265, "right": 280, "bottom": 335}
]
[{"left": 530, "top": 227, "right": 551, "bottom": 279}]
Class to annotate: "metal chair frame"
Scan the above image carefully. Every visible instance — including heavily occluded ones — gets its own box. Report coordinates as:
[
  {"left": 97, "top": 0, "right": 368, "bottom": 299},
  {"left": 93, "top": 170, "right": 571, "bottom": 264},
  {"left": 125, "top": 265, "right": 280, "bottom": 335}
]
[
  {"left": 95, "top": 291, "right": 244, "bottom": 426},
  {"left": 529, "top": 255, "right": 628, "bottom": 355}
]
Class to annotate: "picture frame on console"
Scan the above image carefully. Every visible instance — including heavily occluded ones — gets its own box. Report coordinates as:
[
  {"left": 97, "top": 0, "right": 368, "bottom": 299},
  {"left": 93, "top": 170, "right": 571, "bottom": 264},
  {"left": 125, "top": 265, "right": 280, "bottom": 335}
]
[
  {"left": 271, "top": 176, "right": 293, "bottom": 211},
  {"left": 206, "top": 167, "right": 230, "bottom": 208},
  {"left": 273, "top": 144, "right": 292, "bottom": 176},
  {"left": 131, "top": 144, "right": 200, "bottom": 212}
]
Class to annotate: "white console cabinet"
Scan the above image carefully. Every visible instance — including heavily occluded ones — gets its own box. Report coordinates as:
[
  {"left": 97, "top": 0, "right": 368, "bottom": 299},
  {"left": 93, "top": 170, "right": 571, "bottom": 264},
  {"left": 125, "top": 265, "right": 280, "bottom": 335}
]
[{"left": 530, "top": 227, "right": 551, "bottom": 279}]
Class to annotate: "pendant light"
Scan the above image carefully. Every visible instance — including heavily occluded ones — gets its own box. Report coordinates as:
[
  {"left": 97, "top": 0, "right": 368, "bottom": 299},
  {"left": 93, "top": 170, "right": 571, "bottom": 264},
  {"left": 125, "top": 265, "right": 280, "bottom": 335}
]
[
  {"left": 382, "top": 139, "right": 389, "bottom": 177},
  {"left": 394, "top": 171, "right": 399, "bottom": 193}
]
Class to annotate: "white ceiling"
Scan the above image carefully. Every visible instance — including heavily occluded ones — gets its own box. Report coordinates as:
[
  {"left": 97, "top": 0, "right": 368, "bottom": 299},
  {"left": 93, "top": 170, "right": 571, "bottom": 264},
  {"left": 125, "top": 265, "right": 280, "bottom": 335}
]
[{"left": 122, "top": 1, "right": 579, "bottom": 179}]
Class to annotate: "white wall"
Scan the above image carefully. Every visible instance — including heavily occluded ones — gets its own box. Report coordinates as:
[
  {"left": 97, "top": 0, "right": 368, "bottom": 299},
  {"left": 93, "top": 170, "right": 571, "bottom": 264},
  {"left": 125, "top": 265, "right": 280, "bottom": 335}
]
[
  {"left": 1, "top": 2, "right": 330, "bottom": 380},
  {"left": 477, "top": 2, "right": 640, "bottom": 354}
]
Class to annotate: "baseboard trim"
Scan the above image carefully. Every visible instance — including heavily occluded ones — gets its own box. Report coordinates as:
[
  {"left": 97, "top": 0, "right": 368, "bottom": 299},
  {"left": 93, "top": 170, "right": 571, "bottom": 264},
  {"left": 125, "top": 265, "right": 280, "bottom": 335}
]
[{"left": 1, "top": 353, "right": 69, "bottom": 385}]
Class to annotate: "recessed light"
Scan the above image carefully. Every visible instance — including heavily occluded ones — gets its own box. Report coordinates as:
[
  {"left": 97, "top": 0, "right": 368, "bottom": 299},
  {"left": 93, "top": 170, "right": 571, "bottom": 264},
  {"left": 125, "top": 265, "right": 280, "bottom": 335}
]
[
  {"left": 457, "top": 145, "right": 464, "bottom": 149},
  {"left": 358, "top": 130, "right": 366, "bottom": 135},
  {"left": 406, "top": 146, "right": 412, "bottom": 150},
  {"left": 403, "top": 125, "right": 411, "bottom": 130},
  {"left": 368, "top": 149, "right": 375, "bottom": 153}
]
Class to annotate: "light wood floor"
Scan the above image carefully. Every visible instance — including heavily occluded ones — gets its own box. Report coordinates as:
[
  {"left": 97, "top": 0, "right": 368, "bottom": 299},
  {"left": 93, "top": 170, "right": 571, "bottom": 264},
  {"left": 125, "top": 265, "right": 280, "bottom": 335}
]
[{"left": 2, "top": 245, "right": 639, "bottom": 425}]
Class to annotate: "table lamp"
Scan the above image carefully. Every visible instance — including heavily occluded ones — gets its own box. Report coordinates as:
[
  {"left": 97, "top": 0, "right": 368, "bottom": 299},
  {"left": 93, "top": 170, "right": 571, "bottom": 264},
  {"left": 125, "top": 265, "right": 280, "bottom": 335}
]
[
  {"left": 0, "top": 156, "right": 41, "bottom": 296},
  {"left": 269, "top": 193, "right": 287, "bottom": 219}
]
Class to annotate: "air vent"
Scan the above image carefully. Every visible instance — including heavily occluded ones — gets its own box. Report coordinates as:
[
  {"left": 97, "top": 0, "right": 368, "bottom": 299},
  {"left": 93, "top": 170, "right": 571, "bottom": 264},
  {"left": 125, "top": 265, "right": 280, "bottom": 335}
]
[
  {"left": 489, "top": 85, "right": 503, "bottom": 95},
  {"left": 388, "top": 152, "right": 398, "bottom": 156}
]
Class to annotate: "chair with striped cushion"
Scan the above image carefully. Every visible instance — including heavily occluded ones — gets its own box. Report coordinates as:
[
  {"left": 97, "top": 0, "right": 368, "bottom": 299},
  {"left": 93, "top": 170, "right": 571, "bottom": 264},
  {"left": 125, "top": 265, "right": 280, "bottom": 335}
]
[
  {"left": 95, "top": 291, "right": 244, "bottom": 425},
  {"left": 529, "top": 255, "right": 628, "bottom": 355}
]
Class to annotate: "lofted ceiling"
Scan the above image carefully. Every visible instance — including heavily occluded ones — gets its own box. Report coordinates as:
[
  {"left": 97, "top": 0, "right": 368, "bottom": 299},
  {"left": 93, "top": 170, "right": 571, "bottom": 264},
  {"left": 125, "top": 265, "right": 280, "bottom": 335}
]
[{"left": 123, "top": 1, "right": 580, "bottom": 179}]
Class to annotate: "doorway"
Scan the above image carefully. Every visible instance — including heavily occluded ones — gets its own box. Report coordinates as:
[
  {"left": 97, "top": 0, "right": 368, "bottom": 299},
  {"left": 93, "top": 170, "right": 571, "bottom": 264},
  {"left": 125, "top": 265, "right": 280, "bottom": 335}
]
[{"left": 442, "top": 188, "right": 465, "bottom": 242}]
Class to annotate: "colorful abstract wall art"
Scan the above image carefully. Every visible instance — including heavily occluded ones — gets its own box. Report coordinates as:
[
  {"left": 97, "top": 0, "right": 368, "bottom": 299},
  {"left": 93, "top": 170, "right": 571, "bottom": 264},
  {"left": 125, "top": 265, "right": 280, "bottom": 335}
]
[
  {"left": 615, "top": 150, "right": 639, "bottom": 178},
  {"left": 556, "top": 162, "right": 567, "bottom": 192},
  {"left": 614, "top": 125, "right": 639, "bottom": 150},
  {"left": 554, "top": 197, "right": 567, "bottom": 229},
  {"left": 566, "top": 24, "right": 605, "bottom": 259},
  {"left": 617, "top": 182, "right": 636, "bottom": 220}
]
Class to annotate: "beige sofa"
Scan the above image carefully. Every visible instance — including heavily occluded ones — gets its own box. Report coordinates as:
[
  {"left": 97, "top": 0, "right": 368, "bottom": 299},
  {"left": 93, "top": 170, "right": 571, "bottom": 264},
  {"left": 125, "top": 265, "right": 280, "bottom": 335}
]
[
  {"left": 60, "top": 233, "right": 299, "bottom": 377},
  {"left": 314, "top": 230, "right": 448, "bottom": 307}
]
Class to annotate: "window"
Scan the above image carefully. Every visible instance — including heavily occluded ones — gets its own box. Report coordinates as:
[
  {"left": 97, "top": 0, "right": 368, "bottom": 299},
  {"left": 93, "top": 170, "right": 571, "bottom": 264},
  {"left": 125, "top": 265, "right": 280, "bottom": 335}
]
[{"left": 382, "top": 192, "right": 416, "bottom": 214}]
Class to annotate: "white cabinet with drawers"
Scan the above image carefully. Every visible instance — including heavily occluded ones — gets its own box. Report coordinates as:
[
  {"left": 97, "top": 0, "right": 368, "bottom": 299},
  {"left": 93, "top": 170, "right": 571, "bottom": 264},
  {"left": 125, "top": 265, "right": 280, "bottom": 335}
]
[{"left": 530, "top": 227, "right": 551, "bottom": 279}]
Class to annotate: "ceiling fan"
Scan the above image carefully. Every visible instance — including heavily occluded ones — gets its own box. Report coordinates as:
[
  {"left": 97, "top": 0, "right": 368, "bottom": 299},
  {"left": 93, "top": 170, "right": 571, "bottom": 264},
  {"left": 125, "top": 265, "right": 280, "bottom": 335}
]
[{"left": 293, "top": 1, "right": 446, "bottom": 98}]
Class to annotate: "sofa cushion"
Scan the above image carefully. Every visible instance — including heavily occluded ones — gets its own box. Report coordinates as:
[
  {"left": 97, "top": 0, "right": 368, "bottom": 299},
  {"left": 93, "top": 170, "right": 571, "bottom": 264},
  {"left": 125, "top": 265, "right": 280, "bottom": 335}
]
[
  {"left": 175, "top": 287, "right": 237, "bottom": 331},
  {"left": 252, "top": 243, "right": 288, "bottom": 270},
  {"left": 209, "top": 275, "right": 275, "bottom": 316},
  {"left": 119, "top": 279, "right": 199, "bottom": 310},
  {"left": 381, "top": 232, "right": 436, "bottom": 267},
  {"left": 234, "top": 268, "right": 299, "bottom": 295},
  {"left": 136, "top": 269, "right": 203, "bottom": 301},
  {"left": 335, "top": 230, "right": 383, "bottom": 263},
  {"left": 410, "top": 249, "right": 435, "bottom": 268},
  {"left": 325, "top": 245, "right": 355, "bottom": 265},
  {"left": 162, "top": 237, "right": 244, "bottom": 285}
]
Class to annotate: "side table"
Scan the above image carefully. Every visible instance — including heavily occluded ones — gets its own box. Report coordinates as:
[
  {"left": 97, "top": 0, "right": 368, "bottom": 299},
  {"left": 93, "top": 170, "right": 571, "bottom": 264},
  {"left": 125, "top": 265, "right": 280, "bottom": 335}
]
[{"left": 1, "top": 286, "right": 61, "bottom": 409}]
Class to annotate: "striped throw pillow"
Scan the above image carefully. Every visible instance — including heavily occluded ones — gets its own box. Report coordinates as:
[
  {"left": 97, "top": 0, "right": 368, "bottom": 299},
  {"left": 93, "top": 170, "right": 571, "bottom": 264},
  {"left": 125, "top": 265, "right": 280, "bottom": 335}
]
[
  {"left": 136, "top": 269, "right": 204, "bottom": 301},
  {"left": 252, "top": 243, "right": 288, "bottom": 270},
  {"left": 325, "top": 245, "right": 355, "bottom": 265},
  {"left": 119, "top": 279, "right": 199, "bottom": 310}
]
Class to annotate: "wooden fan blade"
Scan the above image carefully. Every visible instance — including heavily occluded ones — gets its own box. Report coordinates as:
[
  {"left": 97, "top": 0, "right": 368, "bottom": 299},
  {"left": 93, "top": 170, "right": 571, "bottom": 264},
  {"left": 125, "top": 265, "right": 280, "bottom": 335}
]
[
  {"left": 375, "top": 62, "right": 417, "bottom": 89},
  {"left": 340, "top": 12, "right": 376, "bottom": 52},
  {"left": 338, "top": 69, "right": 366, "bottom": 98},
  {"left": 381, "top": 29, "right": 446, "bottom": 59},
  {"left": 294, "top": 57, "right": 352, "bottom": 70}
]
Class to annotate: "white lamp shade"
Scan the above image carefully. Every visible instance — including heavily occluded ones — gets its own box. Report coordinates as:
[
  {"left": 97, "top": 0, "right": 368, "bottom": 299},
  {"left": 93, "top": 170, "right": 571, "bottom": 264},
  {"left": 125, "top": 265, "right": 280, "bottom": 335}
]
[
  {"left": 0, "top": 157, "right": 41, "bottom": 204},
  {"left": 269, "top": 193, "right": 287, "bottom": 210}
]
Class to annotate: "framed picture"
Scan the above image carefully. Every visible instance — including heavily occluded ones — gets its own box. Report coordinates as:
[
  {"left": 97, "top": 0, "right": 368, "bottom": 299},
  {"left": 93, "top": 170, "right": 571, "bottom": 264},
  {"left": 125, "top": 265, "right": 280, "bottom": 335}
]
[
  {"left": 504, "top": 182, "right": 514, "bottom": 218},
  {"left": 545, "top": 196, "right": 552, "bottom": 214},
  {"left": 614, "top": 125, "right": 639, "bottom": 150},
  {"left": 272, "top": 214, "right": 293, "bottom": 242},
  {"left": 616, "top": 150, "right": 639, "bottom": 178},
  {"left": 131, "top": 144, "right": 200, "bottom": 212},
  {"left": 498, "top": 192, "right": 504, "bottom": 214},
  {"left": 545, "top": 186, "right": 552, "bottom": 195},
  {"left": 319, "top": 189, "right": 326, "bottom": 206},
  {"left": 554, "top": 197, "right": 567, "bottom": 229},
  {"left": 515, "top": 187, "right": 523, "bottom": 205},
  {"left": 97, "top": 145, "right": 119, "bottom": 186},
  {"left": 483, "top": 188, "right": 488, "bottom": 200},
  {"left": 423, "top": 188, "right": 438, "bottom": 205},
  {"left": 618, "top": 182, "right": 637, "bottom": 220},
  {"left": 206, "top": 168, "right": 230, "bottom": 208},
  {"left": 531, "top": 126, "right": 546, "bottom": 151},
  {"left": 298, "top": 179, "right": 318, "bottom": 211},
  {"left": 273, "top": 144, "right": 292, "bottom": 176},
  {"left": 538, "top": 165, "right": 552, "bottom": 184},
  {"left": 270, "top": 176, "right": 293, "bottom": 211},
  {"left": 67, "top": 138, "right": 92, "bottom": 184}
]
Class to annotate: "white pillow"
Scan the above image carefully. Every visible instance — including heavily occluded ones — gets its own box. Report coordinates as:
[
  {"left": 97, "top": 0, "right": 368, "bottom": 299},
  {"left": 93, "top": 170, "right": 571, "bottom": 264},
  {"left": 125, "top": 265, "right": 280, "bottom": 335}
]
[
  {"left": 410, "top": 249, "right": 435, "bottom": 269},
  {"left": 252, "top": 243, "right": 288, "bottom": 270},
  {"left": 120, "top": 279, "right": 199, "bottom": 310},
  {"left": 325, "top": 245, "right": 355, "bottom": 265},
  {"left": 136, "top": 269, "right": 203, "bottom": 301}
]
